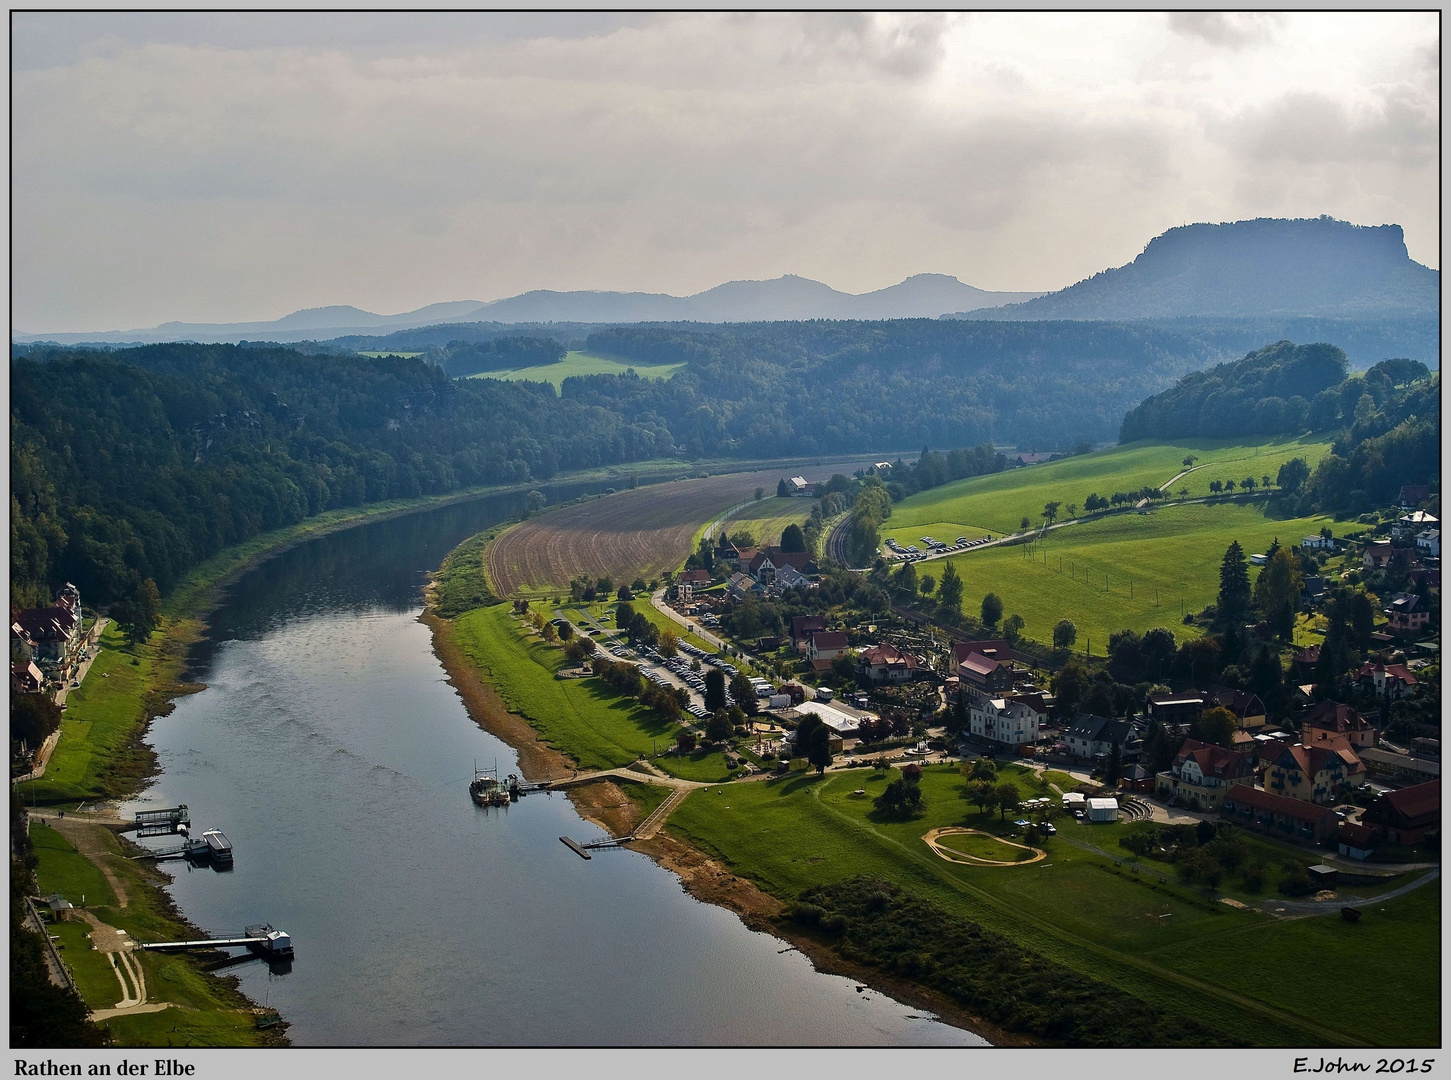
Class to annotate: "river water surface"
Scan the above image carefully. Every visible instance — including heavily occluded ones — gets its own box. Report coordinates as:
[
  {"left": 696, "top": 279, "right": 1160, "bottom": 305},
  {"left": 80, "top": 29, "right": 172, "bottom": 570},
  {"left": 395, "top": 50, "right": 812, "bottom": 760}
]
[{"left": 123, "top": 490, "right": 985, "bottom": 1046}]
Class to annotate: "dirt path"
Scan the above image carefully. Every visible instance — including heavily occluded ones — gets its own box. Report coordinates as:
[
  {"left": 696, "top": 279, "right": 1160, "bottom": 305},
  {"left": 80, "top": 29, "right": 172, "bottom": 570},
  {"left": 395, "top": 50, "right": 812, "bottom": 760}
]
[
  {"left": 923, "top": 827, "right": 1046, "bottom": 866},
  {"left": 47, "top": 816, "right": 132, "bottom": 909}
]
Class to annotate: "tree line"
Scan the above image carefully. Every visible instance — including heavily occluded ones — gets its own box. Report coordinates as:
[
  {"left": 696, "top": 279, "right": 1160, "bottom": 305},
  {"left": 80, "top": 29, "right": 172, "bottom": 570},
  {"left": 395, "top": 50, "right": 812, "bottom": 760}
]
[{"left": 10, "top": 344, "right": 675, "bottom": 608}]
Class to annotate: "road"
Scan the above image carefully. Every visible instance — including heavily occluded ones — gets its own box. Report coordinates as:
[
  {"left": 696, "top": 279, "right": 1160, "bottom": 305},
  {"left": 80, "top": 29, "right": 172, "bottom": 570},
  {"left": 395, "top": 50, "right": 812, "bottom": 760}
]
[
  {"left": 648, "top": 588, "right": 729, "bottom": 652},
  {"left": 868, "top": 489, "right": 1275, "bottom": 571}
]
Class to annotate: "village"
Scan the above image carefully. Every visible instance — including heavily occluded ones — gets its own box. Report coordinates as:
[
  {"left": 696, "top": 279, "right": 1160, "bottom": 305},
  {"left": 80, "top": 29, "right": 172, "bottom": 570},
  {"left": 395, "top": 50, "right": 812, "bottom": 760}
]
[{"left": 541, "top": 475, "right": 1444, "bottom": 875}]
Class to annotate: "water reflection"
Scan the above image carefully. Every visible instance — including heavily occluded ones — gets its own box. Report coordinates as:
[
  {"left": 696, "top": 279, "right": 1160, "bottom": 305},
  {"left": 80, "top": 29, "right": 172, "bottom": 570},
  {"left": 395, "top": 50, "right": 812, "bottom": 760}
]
[{"left": 127, "top": 490, "right": 986, "bottom": 1047}]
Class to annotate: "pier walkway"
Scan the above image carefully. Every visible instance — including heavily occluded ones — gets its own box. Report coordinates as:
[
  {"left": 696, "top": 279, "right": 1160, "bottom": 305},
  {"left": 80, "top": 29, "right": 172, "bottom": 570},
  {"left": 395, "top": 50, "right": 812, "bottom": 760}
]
[{"left": 546, "top": 760, "right": 708, "bottom": 844}]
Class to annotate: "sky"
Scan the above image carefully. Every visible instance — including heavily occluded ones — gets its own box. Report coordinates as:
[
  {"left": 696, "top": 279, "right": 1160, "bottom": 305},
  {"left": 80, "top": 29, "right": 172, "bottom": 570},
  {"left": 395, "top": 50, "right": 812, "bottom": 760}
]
[{"left": 11, "top": 11, "right": 1440, "bottom": 332}]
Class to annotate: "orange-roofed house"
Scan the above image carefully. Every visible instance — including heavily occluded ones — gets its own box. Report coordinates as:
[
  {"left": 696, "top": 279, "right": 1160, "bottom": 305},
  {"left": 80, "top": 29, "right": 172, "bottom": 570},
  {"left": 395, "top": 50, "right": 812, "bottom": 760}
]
[
  {"left": 1265, "top": 742, "right": 1364, "bottom": 804},
  {"left": 1362, "top": 780, "right": 1439, "bottom": 846},
  {"left": 1300, "top": 700, "right": 1377, "bottom": 752},
  {"left": 1356, "top": 661, "right": 1419, "bottom": 701}
]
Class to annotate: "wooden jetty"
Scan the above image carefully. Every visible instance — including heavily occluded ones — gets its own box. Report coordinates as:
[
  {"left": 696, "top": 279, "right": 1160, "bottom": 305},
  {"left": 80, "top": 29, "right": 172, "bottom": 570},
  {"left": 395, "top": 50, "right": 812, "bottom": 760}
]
[
  {"left": 140, "top": 922, "right": 293, "bottom": 958},
  {"left": 560, "top": 834, "right": 636, "bottom": 860}
]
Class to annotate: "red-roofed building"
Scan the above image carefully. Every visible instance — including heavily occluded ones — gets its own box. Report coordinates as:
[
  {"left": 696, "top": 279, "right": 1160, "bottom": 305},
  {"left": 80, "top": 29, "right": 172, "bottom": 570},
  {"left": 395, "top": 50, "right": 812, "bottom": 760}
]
[
  {"left": 954, "top": 652, "right": 1014, "bottom": 698},
  {"left": 950, "top": 639, "right": 1012, "bottom": 666},
  {"left": 1155, "top": 738, "right": 1256, "bottom": 811},
  {"left": 1362, "top": 539, "right": 1395, "bottom": 570},
  {"left": 677, "top": 569, "right": 711, "bottom": 586},
  {"left": 1220, "top": 786, "right": 1341, "bottom": 846},
  {"left": 11, "top": 661, "right": 44, "bottom": 695},
  {"left": 1356, "top": 662, "right": 1419, "bottom": 701},
  {"left": 806, "top": 631, "right": 849, "bottom": 662},
  {"left": 1301, "top": 700, "right": 1377, "bottom": 752},
  {"left": 13, "top": 584, "right": 84, "bottom": 676},
  {"left": 790, "top": 615, "right": 827, "bottom": 653},
  {"left": 1337, "top": 821, "right": 1378, "bottom": 861},
  {"left": 748, "top": 547, "right": 815, "bottom": 585},
  {"left": 857, "top": 643, "right": 920, "bottom": 684},
  {"left": 1291, "top": 645, "right": 1321, "bottom": 681},
  {"left": 1265, "top": 742, "right": 1364, "bottom": 804},
  {"left": 1362, "top": 780, "right": 1439, "bottom": 845}
]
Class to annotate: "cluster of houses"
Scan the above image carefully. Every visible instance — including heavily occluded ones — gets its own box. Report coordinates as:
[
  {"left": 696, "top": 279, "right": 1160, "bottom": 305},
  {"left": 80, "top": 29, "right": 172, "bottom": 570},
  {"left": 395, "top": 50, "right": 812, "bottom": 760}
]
[
  {"left": 1347, "top": 502, "right": 1439, "bottom": 640},
  {"left": 669, "top": 538, "right": 822, "bottom": 612},
  {"left": 10, "top": 583, "right": 85, "bottom": 695}
]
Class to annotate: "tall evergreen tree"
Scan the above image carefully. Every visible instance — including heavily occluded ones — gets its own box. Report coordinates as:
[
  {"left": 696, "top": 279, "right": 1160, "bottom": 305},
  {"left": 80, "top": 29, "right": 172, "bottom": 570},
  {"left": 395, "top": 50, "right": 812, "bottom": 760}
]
[
  {"left": 936, "top": 561, "right": 963, "bottom": 615},
  {"left": 1217, "top": 541, "right": 1252, "bottom": 629}
]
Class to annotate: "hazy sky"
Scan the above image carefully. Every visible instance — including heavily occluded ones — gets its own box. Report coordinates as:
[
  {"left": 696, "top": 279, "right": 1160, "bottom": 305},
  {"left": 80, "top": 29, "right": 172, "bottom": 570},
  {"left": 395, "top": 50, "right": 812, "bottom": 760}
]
[{"left": 13, "top": 11, "right": 1440, "bottom": 332}]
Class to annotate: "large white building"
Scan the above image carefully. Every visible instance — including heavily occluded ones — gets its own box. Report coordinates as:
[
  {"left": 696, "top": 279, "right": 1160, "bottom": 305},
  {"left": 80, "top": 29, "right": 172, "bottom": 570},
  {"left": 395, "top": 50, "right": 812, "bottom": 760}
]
[{"left": 968, "top": 695, "right": 1042, "bottom": 748}]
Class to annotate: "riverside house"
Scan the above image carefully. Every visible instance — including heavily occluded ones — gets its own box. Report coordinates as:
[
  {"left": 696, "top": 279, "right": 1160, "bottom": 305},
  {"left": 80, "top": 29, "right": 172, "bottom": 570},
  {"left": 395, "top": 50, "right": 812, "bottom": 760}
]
[{"left": 968, "top": 695, "right": 1043, "bottom": 749}]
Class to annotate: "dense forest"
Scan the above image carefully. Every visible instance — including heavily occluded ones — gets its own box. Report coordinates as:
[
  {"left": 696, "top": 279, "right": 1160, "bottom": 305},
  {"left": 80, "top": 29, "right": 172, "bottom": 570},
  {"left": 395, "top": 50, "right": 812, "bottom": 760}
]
[
  {"left": 1121, "top": 342, "right": 1439, "bottom": 518},
  {"left": 572, "top": 320, "right": 1256, "bottom": 453},
  {"left": 12, "top": 315, "right": 1439, "bottom": 612},
  {"left": 1119, "top": 340, "right": 1354, "bottom": 439},
  {"left": 10, "top": 345, "right": 674, "bottom": 607}
]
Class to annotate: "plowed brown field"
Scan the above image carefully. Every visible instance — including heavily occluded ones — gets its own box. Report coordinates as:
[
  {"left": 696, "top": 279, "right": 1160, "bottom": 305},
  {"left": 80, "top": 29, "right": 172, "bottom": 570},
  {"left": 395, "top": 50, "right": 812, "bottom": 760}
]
[{"left": 486, "top": 461, "right": 869, "bottom": 596}]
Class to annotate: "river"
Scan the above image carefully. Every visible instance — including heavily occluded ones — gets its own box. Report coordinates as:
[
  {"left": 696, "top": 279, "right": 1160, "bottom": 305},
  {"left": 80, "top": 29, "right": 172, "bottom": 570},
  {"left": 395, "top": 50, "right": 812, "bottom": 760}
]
[{"left": 122, "top": 488, "right": 986, "bottom": 1046}]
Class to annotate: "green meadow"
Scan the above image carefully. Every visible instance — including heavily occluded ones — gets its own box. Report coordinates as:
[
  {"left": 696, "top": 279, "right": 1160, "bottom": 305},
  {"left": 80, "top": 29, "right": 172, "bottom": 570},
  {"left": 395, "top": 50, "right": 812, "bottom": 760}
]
[
  {"left": 28, "top": 824, "right": 270, "bottom": 1045},
  {"left": 931, "top": 501, "right": 1343, "bottom": 651},
  {"left": 452, "top": 604, "right": 680, "bottom": 769},
  {"left": 473, "top": 350, "right": 684, "bottom": 388},
  {"left": 666, "top": 763, "right": 1438, "bottom": 1047},
  {"left": 888, "top": 434, "right": 1332, "bottom": 537},
  {"left": 714, "top": 496, "right": 813, "bottom": 549}
]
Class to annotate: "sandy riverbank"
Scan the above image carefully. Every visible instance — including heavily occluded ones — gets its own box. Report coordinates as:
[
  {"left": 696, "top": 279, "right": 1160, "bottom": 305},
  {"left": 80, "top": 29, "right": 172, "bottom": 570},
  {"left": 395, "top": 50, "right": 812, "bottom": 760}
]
[{"left": 421, "top": 602, "right": 1012, "bottom": 1047}]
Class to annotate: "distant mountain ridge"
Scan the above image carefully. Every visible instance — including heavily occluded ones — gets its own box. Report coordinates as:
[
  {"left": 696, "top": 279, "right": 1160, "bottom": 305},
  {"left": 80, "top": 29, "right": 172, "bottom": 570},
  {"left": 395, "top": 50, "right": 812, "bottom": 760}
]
[
  {"left": 16, "top": 274, "right": 1041, "bottom": 345},
  {"left": 953, "top": 217, "right": 1439, "bottom": 321}
]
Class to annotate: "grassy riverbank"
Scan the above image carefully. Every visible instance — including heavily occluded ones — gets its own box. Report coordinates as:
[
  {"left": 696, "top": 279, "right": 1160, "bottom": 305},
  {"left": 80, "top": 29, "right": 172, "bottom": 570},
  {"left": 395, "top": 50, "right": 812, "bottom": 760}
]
[
  {"left": 17, "top": 471, "right": 664, "bottom": 1045},
  {"left": 663, "top": 763, "right": 1439, "bottom": 1047},
  {"left": 28, "top": 823, "right": 276, "bottom": 1046}
]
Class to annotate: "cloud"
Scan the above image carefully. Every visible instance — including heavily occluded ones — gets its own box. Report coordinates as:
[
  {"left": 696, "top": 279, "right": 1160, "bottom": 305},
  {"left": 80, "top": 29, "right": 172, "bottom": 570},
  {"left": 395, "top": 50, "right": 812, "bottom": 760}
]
[
  {"left": 1223, "top": 88, "right": 1437, "bottom": 169},
  {"left": 1166, "top": 12, "right": 1283, "bottom": 50},
  {"left": 10, "top": 12, "right": 1441, "bottom": 330}
]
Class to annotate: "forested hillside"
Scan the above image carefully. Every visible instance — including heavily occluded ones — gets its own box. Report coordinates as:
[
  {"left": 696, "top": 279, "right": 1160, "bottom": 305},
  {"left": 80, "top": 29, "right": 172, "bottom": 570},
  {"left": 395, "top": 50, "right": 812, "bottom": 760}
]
[
  {"left": 1122, "top": 342, "right": 1439, "bottom": 518},
  {"left": 14, "top": 319, "right": 1435, "bottom": 612},
  {"left": 576, "top": 320, "right": 1264, "bottom": 451},
  {"left": 9, "top": 345, "right": 674, "bottom": 607}
]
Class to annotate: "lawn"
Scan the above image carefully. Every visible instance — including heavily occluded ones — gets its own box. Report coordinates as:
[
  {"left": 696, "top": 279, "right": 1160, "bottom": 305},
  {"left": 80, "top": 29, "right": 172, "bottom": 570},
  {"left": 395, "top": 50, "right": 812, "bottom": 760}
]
[
  {"left": 934, "top": 830, "right": 1033, "bottom": 861},
  {"left": 28, "top": 822, "right": 273, "bottom": 1046},
  {"left": 50, "top": 919, "right": 124, "bottom": 1009},
  {"left": 1147, "top": 880, "right": 1440, "bottom": 1048},
  {"left": 451, "top": 604, "right": 680, "bottom": 769},
  {"left": 25, "top": 627, "right": 161, "bottom": 805},
  {"left": 889, "top": 434, "right": 1333, "bottom": 538},
  {"left": 666, "top": 762, "right": 1433, "bottom": 1046},
  {"left": 925, "top": 501, "right": 1343, "bottom": 653},
  {"left": 29, "top": 823, "right": 117, "bottom": 906},
  {"left": 714, "top": 496, "right": 812, "bottom": 550},
  {"left": 473, "top": 350, "right": 683, "bottom": 389},
  {"left": 653, "top": 748, "right": 740, "bottom": 784}
]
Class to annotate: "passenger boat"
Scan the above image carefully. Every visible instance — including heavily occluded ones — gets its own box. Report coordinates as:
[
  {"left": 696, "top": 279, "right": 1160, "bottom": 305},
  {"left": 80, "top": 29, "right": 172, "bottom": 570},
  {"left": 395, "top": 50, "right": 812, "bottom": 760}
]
[{"left": 469, "top": 763, "right": 510, "bottom": 807}]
